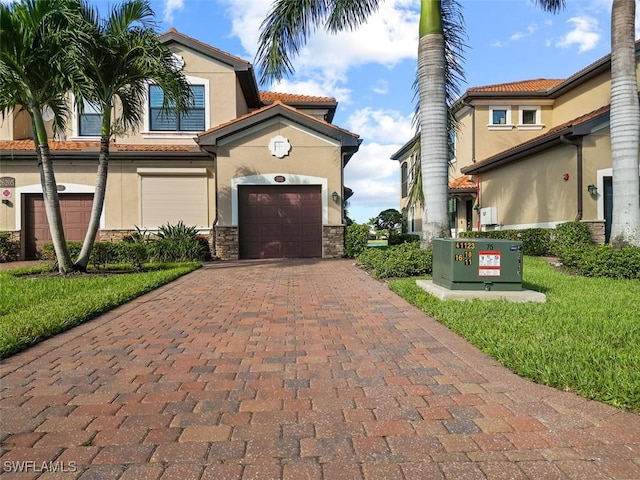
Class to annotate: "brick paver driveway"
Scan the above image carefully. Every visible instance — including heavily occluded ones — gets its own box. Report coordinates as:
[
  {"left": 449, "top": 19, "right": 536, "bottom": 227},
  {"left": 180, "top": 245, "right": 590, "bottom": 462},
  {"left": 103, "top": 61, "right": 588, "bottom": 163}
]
[{"left": 1, "top": 259, "right": 639, "bottom": 479}]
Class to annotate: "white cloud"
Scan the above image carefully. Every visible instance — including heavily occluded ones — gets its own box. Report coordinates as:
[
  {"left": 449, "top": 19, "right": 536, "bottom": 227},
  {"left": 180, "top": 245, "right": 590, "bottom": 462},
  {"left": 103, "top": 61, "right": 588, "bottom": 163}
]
[
  {"left": 218, "top": 0, "right": 418, "bottom": 83},
  {"left": 510, "top": 23, "right": 539, "bottom": 41},
  {"left": 372, "top": 80, "right": 390, "bottom": 95},
  {"left": 556, "top": 16, "right": 601, "bottom": 53},
  {"left": 269, "top": 75, "right": 352, "bottom": 104},
  {"left": 345, "top": 108, "right": 414, "bottom": 145},
  {"left": 162, "top": 0, "right": 184, "bottom": 23}
]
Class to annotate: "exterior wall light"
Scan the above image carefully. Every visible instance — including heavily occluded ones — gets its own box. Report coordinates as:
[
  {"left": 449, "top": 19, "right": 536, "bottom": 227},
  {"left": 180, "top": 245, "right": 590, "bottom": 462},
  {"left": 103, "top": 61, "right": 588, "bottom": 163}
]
[
  {"left": 587, "top": 184, "right": 598, "bottom": 196},
  {"left": 332, "top": 191, "right": 340, "bottom": 203}
]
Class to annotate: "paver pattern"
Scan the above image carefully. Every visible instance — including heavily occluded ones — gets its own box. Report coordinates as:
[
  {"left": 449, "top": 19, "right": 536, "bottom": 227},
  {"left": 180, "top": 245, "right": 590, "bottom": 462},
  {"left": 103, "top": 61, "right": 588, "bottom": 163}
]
[{"left": 1, "top": 259, "right": 639, "bottom": 480}]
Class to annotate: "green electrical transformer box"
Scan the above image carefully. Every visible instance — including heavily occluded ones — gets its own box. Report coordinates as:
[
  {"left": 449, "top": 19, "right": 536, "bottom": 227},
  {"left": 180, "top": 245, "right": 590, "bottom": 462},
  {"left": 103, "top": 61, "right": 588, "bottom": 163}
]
[{"left": 432, "top": 238, "right": 523, "bottom": 291}]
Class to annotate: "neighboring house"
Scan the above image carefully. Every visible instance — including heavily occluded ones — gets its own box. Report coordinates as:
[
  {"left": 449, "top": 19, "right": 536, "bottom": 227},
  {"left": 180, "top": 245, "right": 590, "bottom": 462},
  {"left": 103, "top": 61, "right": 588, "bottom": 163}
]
[
  {"left": 0, "top": 29, "right": 360, "bottom": 260},
  {"left": 394, "top": 44, "right": 640, "bottom": 243}
]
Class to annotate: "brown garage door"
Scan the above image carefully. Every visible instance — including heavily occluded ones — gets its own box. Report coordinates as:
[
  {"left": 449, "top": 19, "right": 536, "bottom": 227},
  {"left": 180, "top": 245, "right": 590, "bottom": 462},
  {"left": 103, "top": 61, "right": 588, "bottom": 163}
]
[
  {"left": 238, "top": 185, "right": 322, "bottom": 259},
  {"left": 24, "top": 193, "right": 93, "bottom": 259}
]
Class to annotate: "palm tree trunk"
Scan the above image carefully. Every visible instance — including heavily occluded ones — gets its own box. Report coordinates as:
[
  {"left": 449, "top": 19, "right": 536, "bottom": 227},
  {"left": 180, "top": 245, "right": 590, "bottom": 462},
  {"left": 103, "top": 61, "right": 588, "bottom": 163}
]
[
  {"left": 609, "top": 0, "right": 640, "bottom": 246},
  {"left": 76, "top": 135, "right": 109, "bottom": 270},
  {"left": 418, "top": 0, "right": 450, "bottom": 247},
  {"left": 31, "top": 105, "right": 74, "bottom": 273}
]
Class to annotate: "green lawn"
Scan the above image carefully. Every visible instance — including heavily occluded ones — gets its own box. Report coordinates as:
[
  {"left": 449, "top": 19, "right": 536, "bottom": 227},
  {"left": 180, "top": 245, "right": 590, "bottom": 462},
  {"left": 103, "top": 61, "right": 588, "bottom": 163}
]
[
  {"left": 0, "top": 263, "right": 200, "bottom": 358},
  {"left": 389, "top": 256, "right": 640, "bottom": 411}
]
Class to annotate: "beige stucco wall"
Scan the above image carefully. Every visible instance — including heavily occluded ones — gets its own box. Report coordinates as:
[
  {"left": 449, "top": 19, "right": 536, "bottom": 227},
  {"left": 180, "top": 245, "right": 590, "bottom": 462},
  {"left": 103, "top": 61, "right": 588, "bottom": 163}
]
[
  {"left": 0, "top": 156, "right": 215, "bottom": 232},
  {"left": 214, "top": 122, "right": 344, "bottom": 227},
  {"left": 478, "top": 128, "right": 614, "bottom": 229}
]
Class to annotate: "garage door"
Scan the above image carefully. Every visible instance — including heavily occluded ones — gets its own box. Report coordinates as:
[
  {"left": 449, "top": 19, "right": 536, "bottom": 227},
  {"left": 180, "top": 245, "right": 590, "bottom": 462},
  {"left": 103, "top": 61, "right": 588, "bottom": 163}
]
[
  {"left": 24, "top": 193, "right": 93, "bottom": 259},
  {"left": 238, "top": 185, "right": 322, "bottom": 259}
]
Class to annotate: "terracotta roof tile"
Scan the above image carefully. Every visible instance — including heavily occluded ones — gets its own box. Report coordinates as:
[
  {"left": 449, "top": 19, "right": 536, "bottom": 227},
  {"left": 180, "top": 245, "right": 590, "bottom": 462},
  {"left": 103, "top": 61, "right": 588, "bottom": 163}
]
[
  {"left": 260, "top": 91, "right": 336, "bottom": 104},
  {"left": 0, "top": 140, "right": 193, "bottom": 152},
  {"left": 467, "top": 78, "right": 564, "bottom": 93},
  {"left": 198, "top": 100, "right": 358, "bottom": 140},
  {"left": 449, "top": 175, "right": 476, "bottom": 190}
]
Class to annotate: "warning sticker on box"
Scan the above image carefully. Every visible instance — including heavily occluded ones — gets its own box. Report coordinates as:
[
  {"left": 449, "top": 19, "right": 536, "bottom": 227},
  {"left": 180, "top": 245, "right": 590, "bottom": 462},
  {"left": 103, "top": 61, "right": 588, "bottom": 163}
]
[{"left": 479, "top": 251, "right": 501, "bottom": 277}]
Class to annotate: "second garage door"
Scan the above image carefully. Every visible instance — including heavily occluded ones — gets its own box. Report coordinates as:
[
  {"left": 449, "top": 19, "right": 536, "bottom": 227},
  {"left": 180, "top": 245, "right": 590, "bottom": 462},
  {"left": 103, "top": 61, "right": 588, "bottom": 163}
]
[
  {"left": 238, "top": 185, "right": 322, "bottom": 259},
  {"left": 24, "top": 193, "right": 93, "bottom": 259}
]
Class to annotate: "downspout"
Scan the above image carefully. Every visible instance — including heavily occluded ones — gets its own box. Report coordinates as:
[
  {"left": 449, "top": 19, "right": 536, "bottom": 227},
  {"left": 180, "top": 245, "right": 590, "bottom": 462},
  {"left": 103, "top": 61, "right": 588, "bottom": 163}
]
[
  {"left": 560, "top": 135, "right": 583, "bottom": 221},
  {"left": 476, "top": 173, "right": 481, "bottom": 231}
]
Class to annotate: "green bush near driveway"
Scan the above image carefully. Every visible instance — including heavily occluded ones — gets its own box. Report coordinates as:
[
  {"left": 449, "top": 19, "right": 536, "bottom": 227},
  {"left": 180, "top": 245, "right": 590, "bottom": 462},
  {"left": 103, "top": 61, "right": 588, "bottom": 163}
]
[
  {"left": 0, "top": 262, "right": 200, "bottom": 358},
  {"left": 344, "top": 223, "right": 370, "bottom": 258},
  {"left": 388, "top": 256, "right": 640, "bottom": 411},
  {"left": 357, "top": 242, "right": 432, "bottom": 279}
]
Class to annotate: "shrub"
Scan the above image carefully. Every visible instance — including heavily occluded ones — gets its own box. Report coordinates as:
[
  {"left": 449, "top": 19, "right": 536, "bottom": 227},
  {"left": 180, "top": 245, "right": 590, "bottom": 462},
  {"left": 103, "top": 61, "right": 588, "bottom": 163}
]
[
  {"left": 148, "top": 237, "right": 206, "bottom": 263},
  {"left": 553, "top": 221, "right": 593, "bottom": 267},
  {"left": 156, "top": 221, "right": 198, "bottom": 241},
  {"left": 578, "top": 245, "right": 640, "bottom": 280},
  {"left": 0, "top": 232, "right": 18, "bottom": 262},
  {"left": 345, "top": 223, "right": 370, "bottom": 258},
  {"left": 116, "top": 241, "right": 148, "bottom": 270},
  {"left": 90, "top": 242, "right": 119, "bottom": 270},
  {"left": 41, "top": 241, "right": 83, "bottom": 267},
  {"left": 388, "top": 234, "right": 420, "bottom": 246},
  {"left": 459, "top": 228, "right": 552, "bottom": 256},
  {"left": 357, "top": 242, "right": 432, "bottom": 279}
]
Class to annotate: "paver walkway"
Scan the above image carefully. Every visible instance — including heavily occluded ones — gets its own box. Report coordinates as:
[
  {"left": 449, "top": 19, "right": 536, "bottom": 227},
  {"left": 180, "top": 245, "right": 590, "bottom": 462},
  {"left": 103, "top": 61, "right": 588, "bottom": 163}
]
[{"left": 1, "top": 259, "right": 638, "bottom": 480}]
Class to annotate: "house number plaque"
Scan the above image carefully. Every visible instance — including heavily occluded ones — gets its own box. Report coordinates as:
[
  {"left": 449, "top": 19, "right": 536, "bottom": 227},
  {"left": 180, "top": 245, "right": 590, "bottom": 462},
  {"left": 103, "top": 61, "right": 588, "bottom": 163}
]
[
  {"left": 274, "top": 176, "right": 286, "bottom": 183},
  {"left": 0, "top": 177, "right": 15, "bottom": 188}
]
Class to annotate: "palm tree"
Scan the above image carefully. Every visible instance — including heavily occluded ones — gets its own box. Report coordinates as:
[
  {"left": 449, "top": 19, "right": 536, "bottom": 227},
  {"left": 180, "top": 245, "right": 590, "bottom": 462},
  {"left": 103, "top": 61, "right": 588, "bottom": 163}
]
[
  {"left": 537, "top": 0, "right": 639, "bottom": 246},
  {"left": 0, "top": 0, "right": 86, "bottom": 273},
  {"left": 256, "top": 0, "right": 465, "bottom": 247},
  {"left": 609, "top": 0, "right": 640, "bottom": 246},
  {"left": 72, "top": 0, "right": 193, "bottom": 269}
]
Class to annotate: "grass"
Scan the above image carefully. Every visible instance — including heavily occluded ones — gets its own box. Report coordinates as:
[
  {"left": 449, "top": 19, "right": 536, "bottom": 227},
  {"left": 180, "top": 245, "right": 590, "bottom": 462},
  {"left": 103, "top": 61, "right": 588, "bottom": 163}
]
[
  {"left": 0, "top": 262, "right": 200, "bottom": 358},
  {"left": 388, "top": 256, "right": 640, "bottom": 411}
]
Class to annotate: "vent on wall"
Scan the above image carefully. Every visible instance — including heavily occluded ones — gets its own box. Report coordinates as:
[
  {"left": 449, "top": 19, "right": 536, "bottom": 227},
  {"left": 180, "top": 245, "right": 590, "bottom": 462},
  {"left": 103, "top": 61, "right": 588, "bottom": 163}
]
[{"left": 480, "top": 207, "right": 498, "bottom": 226}]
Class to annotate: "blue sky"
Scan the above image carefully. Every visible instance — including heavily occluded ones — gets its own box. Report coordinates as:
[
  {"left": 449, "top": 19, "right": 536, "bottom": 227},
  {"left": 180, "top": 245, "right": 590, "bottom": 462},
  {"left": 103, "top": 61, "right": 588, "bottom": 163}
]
[{"left": 110, "top": 1, "right": 629, "bottom": 222}]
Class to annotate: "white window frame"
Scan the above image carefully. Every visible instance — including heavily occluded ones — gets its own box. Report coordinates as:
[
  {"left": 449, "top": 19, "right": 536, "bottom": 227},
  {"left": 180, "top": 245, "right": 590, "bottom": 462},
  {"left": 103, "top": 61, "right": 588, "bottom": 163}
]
[
  {"left": 70, "top": 95, "right": 103, "bottom": 140},
  {"left": 142, "top": 75, "right": 210, "bottom": 139},
  {"left": 488, "top": 106, "right": 513, "bottom": 130},
  {"left": 517, "top": 106, "right": 544, "bottom": 130}
]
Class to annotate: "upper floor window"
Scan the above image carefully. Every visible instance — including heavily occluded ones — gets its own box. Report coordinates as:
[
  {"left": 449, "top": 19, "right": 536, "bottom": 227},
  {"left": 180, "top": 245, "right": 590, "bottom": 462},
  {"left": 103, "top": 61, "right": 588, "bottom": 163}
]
[
  {"left": 78, "top": 100, "right": 103, "bottom": 137},
  {"left": 518, "top": 106, "right": 543, "bottom": 130},
  {"left": 488, "top": 106, "right": 513, "bottom": 130},
  {"left": 149, "top": 84, "right": 205, "bottom": 132},
  {"left": 401, "top": 162, "right": 408, "bottom": 198}
]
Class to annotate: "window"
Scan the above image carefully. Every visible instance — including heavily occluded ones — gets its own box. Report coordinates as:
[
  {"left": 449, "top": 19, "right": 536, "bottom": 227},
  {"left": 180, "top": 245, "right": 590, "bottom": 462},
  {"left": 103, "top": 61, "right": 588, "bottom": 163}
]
[
  {"left": 78, "top": 100, "right": 103, "bottom": 137},
  {"left": 489, "top": 106, "right": 512, "bottom": 129},
  {"left": 518, "top": 106, "right": 543, "bottom": 129},
  {"left": 522, "top": 109, "right": 537, "bottom": 124},
  {"left": 448, "top": 129, "right": 456, "bottom": 164},
  {"left": 401, "top": 162, "right": 408, "bottom": 198},
  {"left": 149, "top": 84, "right": 205, "bottom": 131}
]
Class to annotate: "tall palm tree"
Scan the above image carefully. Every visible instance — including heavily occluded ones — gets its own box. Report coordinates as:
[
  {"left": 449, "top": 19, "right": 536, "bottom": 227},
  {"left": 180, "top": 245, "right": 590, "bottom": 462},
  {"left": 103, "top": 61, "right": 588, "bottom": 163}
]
[
  {"left": 0, "top": 0, "right": 86, "bottom": 273},
  {"left": 73, "top": 0, "right": 193, "bottom": 269},
  {"left": 609, "top": 0, "right": 640, "bottom": 246},
  {"left": 256, "top": 0, "right": 465, "bottom": 247},
  {"left": 537, "top": 0, "right": 639, "bottom": 246}
]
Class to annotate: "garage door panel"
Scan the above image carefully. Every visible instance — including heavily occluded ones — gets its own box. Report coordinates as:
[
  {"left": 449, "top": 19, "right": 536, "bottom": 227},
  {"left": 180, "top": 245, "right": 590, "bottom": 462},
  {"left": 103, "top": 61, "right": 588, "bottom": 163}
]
[
  {"left": 24, "top": 193, "right": 93, "bottom": 260},
  {"left": 238, "top": 185, "right": 322, "bottom": 259}
]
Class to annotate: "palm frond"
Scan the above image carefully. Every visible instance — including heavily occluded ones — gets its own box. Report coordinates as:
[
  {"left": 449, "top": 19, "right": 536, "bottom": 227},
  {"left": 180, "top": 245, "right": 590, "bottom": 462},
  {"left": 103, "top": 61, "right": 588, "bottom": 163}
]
[{"left": 326, "top": 0, "right": 380, "bottom": 32}]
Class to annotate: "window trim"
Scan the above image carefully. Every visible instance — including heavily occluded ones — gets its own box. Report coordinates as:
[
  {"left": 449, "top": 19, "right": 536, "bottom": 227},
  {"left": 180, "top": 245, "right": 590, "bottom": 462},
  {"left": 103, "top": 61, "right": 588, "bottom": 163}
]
[
  {"left": 517, "top": 106, "right": 544, "bottom": 130},
  {"left": 70, "top": 95, "right": 103, "bottom": 140},
  {"left": 488, "top": 106, "right": 513, "bottom": 130},
  {"left": 142, "top": 75, "right": 210, "bottom": 138},
  {"left": 401, "top": 162, "right": 408, "bottom": 198}
]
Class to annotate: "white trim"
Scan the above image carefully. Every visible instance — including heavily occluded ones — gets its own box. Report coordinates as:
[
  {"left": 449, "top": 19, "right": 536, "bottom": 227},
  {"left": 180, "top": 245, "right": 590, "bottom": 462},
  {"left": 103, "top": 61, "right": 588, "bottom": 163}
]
[
  {"left": 488, "top": 106, "right": 511, "bottom": 127},
  {"left": 141, "top": 75, "right": 210, "bottom": 138},
  {"left": 137, "top": 168, "right": 208, "bottom": 176},
  {"left": 486, "top": 220, "right": 567, "bottom": 230},
  {"left": 231, "top": 174, "right": 329, "bottom": 225},
  {"left": 218, "top": 117, "right": 340, "bottom": 147},
  {"left": 517, "top": 106, "right": 544, "bottom": 130},
  {"left": 15, "top": 183, "right": 101, "bottom": 231}
]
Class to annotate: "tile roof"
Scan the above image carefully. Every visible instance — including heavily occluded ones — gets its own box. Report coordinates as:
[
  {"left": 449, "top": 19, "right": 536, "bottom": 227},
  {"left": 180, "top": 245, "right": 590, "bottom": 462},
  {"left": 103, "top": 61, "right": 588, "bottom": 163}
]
[
  {"left": 467, "top": 78, "right": 564, "bottom": 93},
  {"left": 0, "top": 140, "right": 193, "bottom": 152},
  {"left": 449, "top": 175, "right": 476, "bottom": 190},
  {"left": 198, "top": 100, "right": 358, "bottom": 140},
  {"left": 260, "top": 91, "right": 336, "bottom": 104}
]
